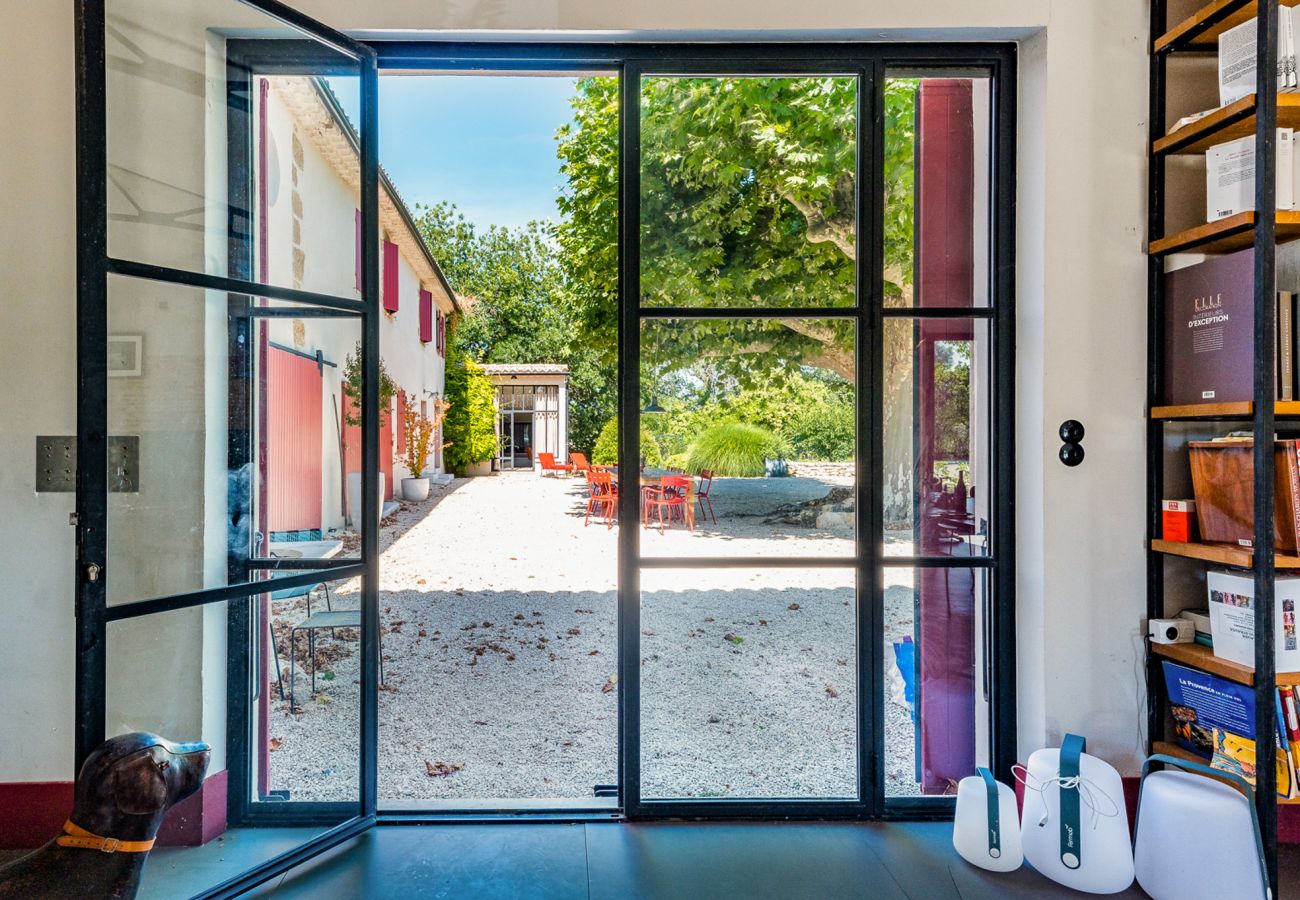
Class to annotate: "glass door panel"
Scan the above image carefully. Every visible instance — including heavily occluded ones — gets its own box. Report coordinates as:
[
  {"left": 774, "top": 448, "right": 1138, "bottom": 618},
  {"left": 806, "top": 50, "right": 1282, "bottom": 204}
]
[
  {"left": 631, "top": 67, "right": 867, "bottom": 813},
  {"left": 81, "top": 0, "right": 377, "bottom": 893}
]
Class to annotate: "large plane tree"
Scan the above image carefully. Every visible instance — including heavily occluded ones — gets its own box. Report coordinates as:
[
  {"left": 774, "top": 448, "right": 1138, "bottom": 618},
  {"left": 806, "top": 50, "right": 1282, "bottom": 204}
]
[{"left": 555, "top": 76, "right": 922, "bottom": 522}]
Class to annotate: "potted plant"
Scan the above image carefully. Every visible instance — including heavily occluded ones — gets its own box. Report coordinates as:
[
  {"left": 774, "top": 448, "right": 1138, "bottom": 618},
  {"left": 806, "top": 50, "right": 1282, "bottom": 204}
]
[{"left": 401, "top": 393, "right": 436, "bottom": 501}]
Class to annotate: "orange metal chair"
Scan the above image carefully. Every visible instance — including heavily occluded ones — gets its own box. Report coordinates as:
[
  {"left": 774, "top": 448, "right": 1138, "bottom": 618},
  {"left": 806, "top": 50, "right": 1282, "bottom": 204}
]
[
  {"left": 585, "top": 470, "right": 617, "bottom": 528},
  {"left": 644, "top": 475, "right": 694, "bottom": 534},
  {"left": 537, "top": 452, "right": 573, "bottom": 477},
  {"left": 696, "top": 470, "right": 717, "bottom": 524},
  {"left": 570, "top": 452, "right": 592, "bottom": 475}
]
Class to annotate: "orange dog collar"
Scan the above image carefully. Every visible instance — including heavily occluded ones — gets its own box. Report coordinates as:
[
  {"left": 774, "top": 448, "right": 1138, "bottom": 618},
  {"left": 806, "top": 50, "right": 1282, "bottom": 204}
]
[{"left": 56, "top": 820, "right": 155, "bottom": 853}]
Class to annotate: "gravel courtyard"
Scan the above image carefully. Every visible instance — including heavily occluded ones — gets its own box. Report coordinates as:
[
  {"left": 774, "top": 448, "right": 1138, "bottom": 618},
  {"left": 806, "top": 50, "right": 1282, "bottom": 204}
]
[{"left": 266, "top": 471, "right": 927, "bottom": 803}]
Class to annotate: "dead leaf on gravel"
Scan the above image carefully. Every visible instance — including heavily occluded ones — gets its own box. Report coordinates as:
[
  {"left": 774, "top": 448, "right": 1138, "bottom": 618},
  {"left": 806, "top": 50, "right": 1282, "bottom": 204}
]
[
  {"left": 417, "top": 578, "right": 427, "bottom": 585},
  {"left": 588, "top": 649, "right": 600, "bottom": 656},
  {"left": 418, "top": 628, "right": 427, "bottom": 637},
  {"left": 425, "top": 760, "right": 464, "bottom": 777},
  {"left": 269, "top": 738, "right": 284, "bottom": 752},
  {"left": 642, "top": 628, "right": 655, "bottom": 636},
  {"left": 724, "top": 633, "right": 744, "bottom": 644},
  {"left": 825, "top": 684, "right": 839, "bottom": 699},
  {"left": 567, "top": 627, "right": 581, "bottom": 636},
  {"left": 788, "top": 603, "right": 801, "bottom": 611},
  {"left": 704, "top": 616, "right": 715, "bottom": 623},
  {"left": 601, "top": 675, "right": 618, "bottom": 694},
  {"left": 836, "top": 658, "right": 848, "bottom": 666}
]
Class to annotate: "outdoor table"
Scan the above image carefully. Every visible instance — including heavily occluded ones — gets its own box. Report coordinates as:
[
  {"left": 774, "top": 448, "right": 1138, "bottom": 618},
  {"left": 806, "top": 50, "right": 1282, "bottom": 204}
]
[{"left": 612, "top": 473, "right": 696, "bottom": 530}]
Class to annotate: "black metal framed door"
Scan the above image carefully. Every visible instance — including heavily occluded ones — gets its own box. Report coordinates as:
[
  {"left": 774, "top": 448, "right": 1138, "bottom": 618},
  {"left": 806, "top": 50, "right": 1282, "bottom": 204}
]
[{"left": 74, "top": 0, "right": 381, "bottom": 895}]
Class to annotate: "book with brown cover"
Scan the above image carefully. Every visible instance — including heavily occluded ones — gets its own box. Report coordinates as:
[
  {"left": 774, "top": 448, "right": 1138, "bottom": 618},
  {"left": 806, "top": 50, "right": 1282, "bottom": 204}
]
[{"left": 1163, "top": 248, "right": 1255, "bottom": 406}]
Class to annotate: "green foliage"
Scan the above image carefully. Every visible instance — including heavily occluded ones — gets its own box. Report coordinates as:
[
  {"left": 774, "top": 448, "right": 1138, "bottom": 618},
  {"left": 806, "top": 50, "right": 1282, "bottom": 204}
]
[
  {"left": 556, "top": 76, "right": 919, "bottom": 382},
  {"left": 340, "top": 341, "right": 398, "bottom": 427},
  {"left": 686, "top": 423, "right": 790, "bottom": 478},
  {"left": 442, "top": 342, "right": 497, "bottom": 474},
  {"left": 932, "top": 340, "right": 972, "bottom": 460},
  {"left": 591, "top": 416, "right": 663, "bottom": 467},
  {"left": 413, "top": 202, "right": 614, "bottom": 453},
  {"left": 643, "top": 368, "right": 853, "bottom": 463}
]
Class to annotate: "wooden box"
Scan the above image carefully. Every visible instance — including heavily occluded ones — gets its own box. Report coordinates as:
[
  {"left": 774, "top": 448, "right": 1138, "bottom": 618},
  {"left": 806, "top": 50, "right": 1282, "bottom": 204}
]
[{"left": 1188, "top": 440, "right": 1300, "bottom": 552}]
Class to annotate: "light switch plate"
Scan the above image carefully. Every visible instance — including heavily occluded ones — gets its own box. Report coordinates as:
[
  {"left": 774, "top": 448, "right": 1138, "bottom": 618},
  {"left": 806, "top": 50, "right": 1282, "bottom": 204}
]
[{"left": 36, "top": 436, "right": 139, "bottom": 493}]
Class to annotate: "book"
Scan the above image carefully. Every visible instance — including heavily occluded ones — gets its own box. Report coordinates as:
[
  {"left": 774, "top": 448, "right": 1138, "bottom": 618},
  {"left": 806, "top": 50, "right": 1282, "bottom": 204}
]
[
  {"left": 1162, "top": 249, "right": 1255, "bottom": 406},
  {"left": 1281, "top": 685, "right": 1300, "bottom": 770},
  {"left": 1282, "top": 291, "right": 1295, "bottom": 402},
  {"left": 1220, "top": 15, "right": 1291, "bottom": 106},
  {"left": 1206, "top": 569, "right": 1300, "bottom": 671},
  {"left": 1212, "top": 10, "right": 1299, "bottom": 108},
  {"left": 1162, "top": 661, "right": 1294, "bottom": 798},
  {"left": 1205, "top": 131, "right": 1295, "bottom": 221}
]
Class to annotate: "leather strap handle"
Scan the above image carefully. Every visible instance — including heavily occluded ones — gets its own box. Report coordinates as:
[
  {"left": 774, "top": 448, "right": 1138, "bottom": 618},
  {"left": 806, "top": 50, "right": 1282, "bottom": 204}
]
[
  {"left": 978, "top": 767, "right": 1002, "bottom": 858},
  {"left": 1059, "top": 733, "right": 1086, "bottom": 870}
]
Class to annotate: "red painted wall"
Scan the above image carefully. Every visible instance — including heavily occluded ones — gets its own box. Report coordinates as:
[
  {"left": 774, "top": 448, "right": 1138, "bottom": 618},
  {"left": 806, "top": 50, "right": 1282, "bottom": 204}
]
[{"left": 266, "top": 347, "right": 323, "bottom": 533}]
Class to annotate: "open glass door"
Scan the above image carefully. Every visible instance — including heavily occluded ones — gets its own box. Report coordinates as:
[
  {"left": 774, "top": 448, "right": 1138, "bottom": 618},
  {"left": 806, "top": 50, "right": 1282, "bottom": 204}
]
[{"left": 75, "top": 0, "right": 380, "bottom": 895}]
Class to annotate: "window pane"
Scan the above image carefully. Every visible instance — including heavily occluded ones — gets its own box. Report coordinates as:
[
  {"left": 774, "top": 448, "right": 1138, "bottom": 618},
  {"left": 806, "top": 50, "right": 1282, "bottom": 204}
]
[
  {"left": 884, "top": 566, "right": 989, "bottom": 797},
  {"left": 883, "top": 76, "right": 991, "bottom": 309},
  {"left": 640, "top": 567, "right": 857, "bottom": 800},
  {"left": 637, "top": 317, "right": 856, "bottom": 559},
  {"left": 105, "top": 0, "right": 362, "bottom": 298},
  {"left": 105, "top": 275, "right": 366, "bottom": 607},
  {"left": 106, "top": 598, "right": 355, "bottom": 895},
  {"left": 882, "top": 318, "right": 990, "bottom": 557},
  {"left": 639, "top": 75, "right": 857, "bottom": 309}
]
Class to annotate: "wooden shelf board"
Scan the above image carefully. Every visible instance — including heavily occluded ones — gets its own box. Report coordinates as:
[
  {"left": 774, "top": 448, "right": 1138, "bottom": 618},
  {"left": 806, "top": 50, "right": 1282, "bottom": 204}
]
[
  {"left": 1151, "top": 741, "right": 1300, "bottom": 802},
  {"left": 1149, "top": 211, "right": 1300, "bottom": 256},
  {"left": 1151, "top": 538, "right": 1300, "bottom": 569},
  {"left": 1155, "top": 0, "right": 1300, "bottom": 54},
  {"left": 1155, "top": 95, "right": 1300, "bottom": 156},
  {"left": 1152, "top": 640, "right": 1257, "bottom": 684},
  {"left": 1150, "top": 400, "right": 1300, "bottom": 420}
]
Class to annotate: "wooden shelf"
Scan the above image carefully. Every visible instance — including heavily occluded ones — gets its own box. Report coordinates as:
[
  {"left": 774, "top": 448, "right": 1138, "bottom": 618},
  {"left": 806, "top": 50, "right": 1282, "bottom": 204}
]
[
  {"left": 1155, "top": 95, "right": 1300, "bottom": 155},
  {"left": 1151, "top": 538, "right": 1300, "bottom": 568},
  {"left": 1151, "top": 741, "right": 1300, "bottom": 802},
  {"left": 1149, "top": 210, "right": 1300, "bottom": 256},
  {"left": 1150, "top": 400, "right": 1300, "bottom": 419},
  {"left": 1155, "top": 0, "right": 1300, "bottom": 54},
  {"left": 1152, "top": 640, "right": 1257, "bottom": 684}
]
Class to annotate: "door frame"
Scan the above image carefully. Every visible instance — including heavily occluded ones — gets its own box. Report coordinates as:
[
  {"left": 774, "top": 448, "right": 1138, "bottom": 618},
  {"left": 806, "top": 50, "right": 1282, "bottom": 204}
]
[
  {"left": 366, "top": 40, "right": 1017, "bottom": 821},
  {"left": 77, "top": 14, "right": 1016, "bottom": 891},
  {"left": 74, "top": 0, "right": 383, "bottom": 893}
]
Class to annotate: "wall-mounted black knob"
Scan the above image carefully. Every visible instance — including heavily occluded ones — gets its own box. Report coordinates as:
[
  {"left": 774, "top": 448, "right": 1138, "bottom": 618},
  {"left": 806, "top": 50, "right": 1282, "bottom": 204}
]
[
  {"left": 1059, "top": 420, "right": 1085, "bottom": 444},
  {"left": 1058, "top": 419, "right": 1085, "bottom": 467}
]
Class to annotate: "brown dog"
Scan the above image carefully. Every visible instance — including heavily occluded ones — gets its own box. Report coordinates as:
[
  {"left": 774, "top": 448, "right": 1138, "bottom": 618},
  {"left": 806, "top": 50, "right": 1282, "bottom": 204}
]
[{"left": 0, "top": 733, "right": 210, "bottom": 899}]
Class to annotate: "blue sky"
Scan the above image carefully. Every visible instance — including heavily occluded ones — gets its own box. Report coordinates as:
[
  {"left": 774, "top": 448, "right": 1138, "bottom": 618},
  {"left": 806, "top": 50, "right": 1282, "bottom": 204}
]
[{"left": 329, "top": 76, "right": 579, "bottom": 233}]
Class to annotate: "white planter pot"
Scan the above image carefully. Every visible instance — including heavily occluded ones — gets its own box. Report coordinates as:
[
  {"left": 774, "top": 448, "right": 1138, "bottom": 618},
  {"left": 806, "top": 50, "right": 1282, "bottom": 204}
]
[
  {"left": 346, "top": 471, "right": 386, "bottom": 529},
  {"left": 401, "top": 477, "right": 430, "bottom": 501},
  {"left": 464, "top": 460, "right": 493, "bottom": 477}
]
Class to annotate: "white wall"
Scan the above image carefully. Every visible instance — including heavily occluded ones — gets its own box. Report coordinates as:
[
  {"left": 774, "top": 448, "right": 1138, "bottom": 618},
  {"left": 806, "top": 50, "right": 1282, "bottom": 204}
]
[{"left": 0, "top": 0, "right": 1151, "bottom": 784}]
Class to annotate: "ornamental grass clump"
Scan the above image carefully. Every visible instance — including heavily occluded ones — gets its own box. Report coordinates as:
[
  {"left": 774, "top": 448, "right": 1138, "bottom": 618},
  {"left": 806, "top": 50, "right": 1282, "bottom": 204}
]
[{"left": 685, "top": 423, "right": 790, "bottom": 478}]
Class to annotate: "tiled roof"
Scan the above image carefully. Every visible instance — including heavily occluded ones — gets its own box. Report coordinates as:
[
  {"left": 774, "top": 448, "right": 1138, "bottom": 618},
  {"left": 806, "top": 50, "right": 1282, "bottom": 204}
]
[{"left": 480, "top": 363, "right": 570, "bottom": 375}]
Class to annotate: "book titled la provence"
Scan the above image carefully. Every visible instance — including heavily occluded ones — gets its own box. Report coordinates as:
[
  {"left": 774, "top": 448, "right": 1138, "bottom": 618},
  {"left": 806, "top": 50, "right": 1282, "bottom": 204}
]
[{"left": 1163, "top": 248, "right": 1254, "bottom": 407}]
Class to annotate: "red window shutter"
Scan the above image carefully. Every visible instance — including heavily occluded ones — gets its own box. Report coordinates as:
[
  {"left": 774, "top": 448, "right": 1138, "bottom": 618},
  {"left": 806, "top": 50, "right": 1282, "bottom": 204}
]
[
  {"left": 383, "top": 240, "right": 399, "bottom": 312},
  {"left": 354, "top": 209, "right": 362, "bottom": 293},
  {"left": 419, "top": 289, "right": 433, "bottom": 343}
]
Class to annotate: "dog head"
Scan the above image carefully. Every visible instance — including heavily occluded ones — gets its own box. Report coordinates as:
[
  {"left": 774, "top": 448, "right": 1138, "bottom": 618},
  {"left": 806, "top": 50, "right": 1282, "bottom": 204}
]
[{"left": 70, "top": 733, "right": 211, "bottom": 841}]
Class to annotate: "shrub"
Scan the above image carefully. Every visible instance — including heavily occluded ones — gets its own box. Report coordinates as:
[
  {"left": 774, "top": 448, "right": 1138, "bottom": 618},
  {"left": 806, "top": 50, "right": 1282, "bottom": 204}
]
[
  {"left": 341, "top": 340, "right": 398, "bottom": 427},
  {"left": 789, "top": 400, "right": 855, "bottom": 461},
  {"left": 443, "top": 348, "right": 498, "bottom": 474},
  {"left": 685, "top": 423, "right": 790, "bottom": 477},
  {"left": 591, "top": 416, "right": 663, "bottom": 467}
]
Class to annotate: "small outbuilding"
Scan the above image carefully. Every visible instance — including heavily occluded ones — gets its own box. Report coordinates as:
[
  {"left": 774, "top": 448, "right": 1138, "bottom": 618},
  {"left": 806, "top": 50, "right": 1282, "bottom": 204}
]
[{"left": 481, "top": 364, "right": 571, "bottom": 471}]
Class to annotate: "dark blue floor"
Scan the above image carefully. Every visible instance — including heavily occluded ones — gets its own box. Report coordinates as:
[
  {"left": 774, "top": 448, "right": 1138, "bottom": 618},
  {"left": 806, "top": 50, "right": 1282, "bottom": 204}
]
[{"left": 244, "top": 822, "right": 1151, "bottom": 899}]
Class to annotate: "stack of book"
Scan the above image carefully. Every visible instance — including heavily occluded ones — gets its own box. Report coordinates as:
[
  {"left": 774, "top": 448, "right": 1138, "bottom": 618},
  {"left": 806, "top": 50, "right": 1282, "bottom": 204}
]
[
  {"left": 1201, "top": 14, "right": 1300, "bottom": 221},
  {"left": 1162, "top": 661, "right": 1297, "bottom": 799},
  {"left": 1162, "top": 247, "right": 1299, "bottom": 404}
]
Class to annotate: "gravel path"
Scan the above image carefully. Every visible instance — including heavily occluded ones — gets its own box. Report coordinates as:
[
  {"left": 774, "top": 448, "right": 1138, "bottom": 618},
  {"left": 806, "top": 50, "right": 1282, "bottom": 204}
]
[{"left": 266, "top": 472, "right": 925, "bottom": 803}]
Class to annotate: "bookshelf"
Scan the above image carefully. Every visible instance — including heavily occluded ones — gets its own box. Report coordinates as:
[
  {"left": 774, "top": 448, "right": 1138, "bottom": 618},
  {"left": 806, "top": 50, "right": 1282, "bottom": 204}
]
[{"left": 1148, "top": 1, "right": 1300, "bottom": 890}]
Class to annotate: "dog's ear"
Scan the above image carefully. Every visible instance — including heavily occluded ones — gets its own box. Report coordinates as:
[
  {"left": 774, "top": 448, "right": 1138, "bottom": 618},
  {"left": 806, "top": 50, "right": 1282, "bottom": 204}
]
[{"left": 111, "top": 751, "right": 170, "bottom": 816}]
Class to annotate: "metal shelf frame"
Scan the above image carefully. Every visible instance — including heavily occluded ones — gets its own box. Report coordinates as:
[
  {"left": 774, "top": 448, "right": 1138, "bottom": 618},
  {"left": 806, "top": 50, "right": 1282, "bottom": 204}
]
[{"left": 1147, "top": 1, "right": 1280, "bottom": 892}]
